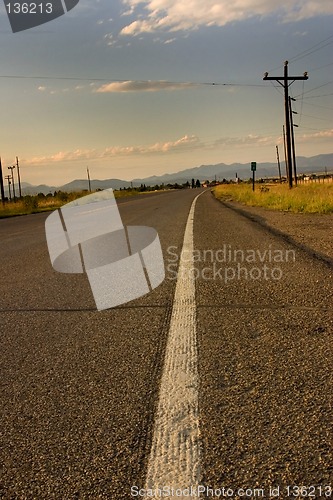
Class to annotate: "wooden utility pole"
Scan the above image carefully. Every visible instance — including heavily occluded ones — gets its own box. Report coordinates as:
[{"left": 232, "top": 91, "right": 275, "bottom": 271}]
[
  {"left": 263, "top": 61, "right": 308, "bottom": 188},
  {"left": 276, "top": 145, "right": 282, "bottom": 183},
  {"left": 8, "top": 166, "right": 16, "bottom": 201},
  {"left": 0, "top": 157, "right": 5, "bottom": 204},
  {"left": 289, "top": 97, "right": 298, "bottom": 185},
  {"left": 87, "top": 167, "right": 91, "bottom": 192},
  {"left": 251, "top": 162, "right": 256, "bottom": 191},
  {"left": 5, "top": 175, "right": 12, "bottom": 201},
  {"left": 16, "top": 156, "right": 22, "bottom": 197},
  {"left": 283, "top": 125, "right": 289, "bottom": 182}
]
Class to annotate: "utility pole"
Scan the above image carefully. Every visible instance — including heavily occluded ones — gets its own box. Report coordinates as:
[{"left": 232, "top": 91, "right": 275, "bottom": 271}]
[
  {"left": 289, "top": 97, "right": 298, "bottom": 185},
  {"left": 0, "top": 157, "right": 5, "bottom": 204},
  {"left": 283, "top": 125, "right": 289, "bottom": 183},
  {"left": 276, "top": 145, "right": 282, "bottom": 183},
  {"left": 16, "top": 156, "right": 22, "bottom": 197},
  {"left": 251, "top": 162, "right": 256, "bottom": 191},
  {"left": 263, "top": 61, "right": 308, "bottom": 188},
  {"left": 8, "top": 166, "right": 16, "bottom": 201},
  {"left": 5, "top": 175, "right": 12, "bottom": 201},
  {"left": 87, "top": 167, "right": 91, "bottom": 192}
]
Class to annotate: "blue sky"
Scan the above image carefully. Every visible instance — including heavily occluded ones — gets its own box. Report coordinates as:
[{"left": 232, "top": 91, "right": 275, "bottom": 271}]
[{"left": 0, "top": 0, "right": 332, "bottom": 185}]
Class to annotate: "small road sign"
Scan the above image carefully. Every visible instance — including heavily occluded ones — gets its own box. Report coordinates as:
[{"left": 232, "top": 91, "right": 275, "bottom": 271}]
[{"left": 251, "top": 162, "right": 257, "bottom": 171}]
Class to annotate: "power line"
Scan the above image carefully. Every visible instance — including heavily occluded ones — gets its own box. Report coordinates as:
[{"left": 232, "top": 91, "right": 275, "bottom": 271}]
[
  {"left": 268, "top": 35, "right": 333, "bottom": 72},
  {"left": 296, "top": 80, "right": 305, "bottom": 125},
  {"left": 306, "top": 61, "right": 333, "bottom": 72},
  {"left": 294, "top": 80, "right": 333, "bottom": 98},
  {"left": 0, "top": 74, "right": 269, "bottom": 88},
  {"left": 0, "top": 75, "right": 138, "bottom": 82},
  {"left": 289, "top": 36, "right": 333, "bottom": 64},
  {"left": 270, "top": 80, "right": 284, "bottom": 97},
  {"left": 299, "top": 92, "right": 333, "bottom": 99},
  {"left": 303, "top": 101, "right": 333, "bottom": 111},
  {"left": 297, "top": 125, "right": 333, "bottom": 131},
  {"left": 299, "top": 113, "right": 332, "bottom": 121}
]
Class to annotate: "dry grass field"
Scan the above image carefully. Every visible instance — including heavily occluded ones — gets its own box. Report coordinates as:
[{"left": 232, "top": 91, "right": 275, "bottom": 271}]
[{"left": 213, "top": 182, "right": 333, "bottom": 214}]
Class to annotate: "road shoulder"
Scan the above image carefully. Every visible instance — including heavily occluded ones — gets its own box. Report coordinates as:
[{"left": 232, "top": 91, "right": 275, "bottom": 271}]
[{"left": 211, "top": 192, "right": 333, "bottom": 264}]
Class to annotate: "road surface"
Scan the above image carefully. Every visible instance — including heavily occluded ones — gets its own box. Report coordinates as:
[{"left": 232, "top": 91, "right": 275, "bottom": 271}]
[{"left": 0, "top": 189, "right": 332, "bottom": 498}]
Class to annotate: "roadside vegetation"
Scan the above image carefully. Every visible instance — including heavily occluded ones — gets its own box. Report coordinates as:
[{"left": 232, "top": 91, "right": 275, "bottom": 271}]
[
  {"left": 0, "top": 190, "right": 90, "bottom": 218},
  {"left": 213, "top": 182, "right": 333, "bottom": 214},
  {"left": 5, "top": 178, "right": 331, "bottom": 217},
  {"left": 0, "top": 179, "right": 203, "bottom": 218}
]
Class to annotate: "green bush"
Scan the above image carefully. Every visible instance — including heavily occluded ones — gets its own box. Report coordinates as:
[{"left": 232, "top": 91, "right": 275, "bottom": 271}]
[{"left": 23, "top": 195, "right": 39, "bottom": 210}]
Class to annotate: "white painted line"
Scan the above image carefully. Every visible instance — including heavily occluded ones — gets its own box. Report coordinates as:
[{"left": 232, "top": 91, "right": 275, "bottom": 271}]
[{"left": 145, "top": 191, "right": 205, "bottom": 497}]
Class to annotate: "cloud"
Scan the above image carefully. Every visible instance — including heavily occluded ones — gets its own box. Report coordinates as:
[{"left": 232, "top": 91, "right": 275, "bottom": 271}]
[
  {"left": 95, "top": 80, "right": 198, "bottom": 92},
  {"left": 36, "top": 86, "right": 83, "bottom": 95},
  {"left": 212, "top": 129, "right": 333, "bottom": 149},
  {"left": 120, "top": 0, "right": 333, "bottom": 36},
  {"left": 298, "top": 128, "right": 333, "bottom": 141},
  {"left": 24, "top": 129, "right": 333, "bottom": 167},
  {"left": 213, "top": 133, "right": 278, "bottom": 148},
  {"left": 26, "top": 135, "right": 202, "bottom": 165},
  {"left": 28, "top": 149, "right": 99, "bottom": 164},
  {"left": 137, "top": 134, "right": 201, "bottom": 153},
  {"left": 104, "top": 33, "right": 118, "bottom": 46},
  {"left": 103, "top": 135, "right": 202, "bottom": 155},
  {"left": 164, "top": 38, "right": 176, "bottom": 44}
]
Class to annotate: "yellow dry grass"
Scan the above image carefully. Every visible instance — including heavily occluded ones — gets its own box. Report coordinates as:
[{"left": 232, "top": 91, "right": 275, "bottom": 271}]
[{"left": 213, "top": 182, "right": 333, "bottom": 214}]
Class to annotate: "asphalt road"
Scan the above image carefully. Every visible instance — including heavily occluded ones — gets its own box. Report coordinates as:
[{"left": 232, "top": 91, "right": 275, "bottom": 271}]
[{"left": 0, "top": 189, "right": 332, "bottom": 499}]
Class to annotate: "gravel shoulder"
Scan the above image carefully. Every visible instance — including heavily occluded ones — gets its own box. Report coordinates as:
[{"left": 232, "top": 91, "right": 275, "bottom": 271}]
[
  {"left": 213, "top": 194, "right": 333, "bottom": 262},
  {"left": 196, "top": 192, "right": 332, "bottom": 490}
]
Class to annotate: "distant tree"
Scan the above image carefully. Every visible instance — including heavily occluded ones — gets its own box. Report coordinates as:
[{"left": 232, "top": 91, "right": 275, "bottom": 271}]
[
  {"left": 191, "top": 178, "right": 195, "bottom": 189},
  {"left": 195, "top": 179, "right": 201, "bottom": 188},
  {"left": 56, "top": 191, "right": 69, "bottom": 202},
  {"left": 185, "top": 181, "right": 190, "bottom": 188},
  {"left": 23, "top": 195, "right": 38, "bottom": 210}
]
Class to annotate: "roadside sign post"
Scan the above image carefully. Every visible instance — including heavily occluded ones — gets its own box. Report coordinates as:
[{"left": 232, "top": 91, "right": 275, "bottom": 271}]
[{"left": 251, "top": 162, "right": 256, "bottom": 191}]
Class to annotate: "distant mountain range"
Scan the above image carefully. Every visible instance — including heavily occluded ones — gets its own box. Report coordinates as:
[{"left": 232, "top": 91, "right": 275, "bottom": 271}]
[{"left": 7, "top": 153, "right": 333, "bottom": 196}]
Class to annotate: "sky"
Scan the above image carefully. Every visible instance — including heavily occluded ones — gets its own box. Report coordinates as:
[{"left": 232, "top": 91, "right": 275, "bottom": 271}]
[{"left": 0, "top": 0, "right": 332, "bottom": 186}]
